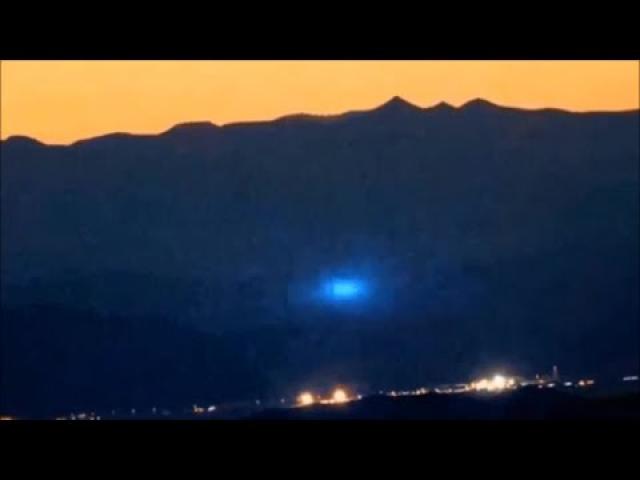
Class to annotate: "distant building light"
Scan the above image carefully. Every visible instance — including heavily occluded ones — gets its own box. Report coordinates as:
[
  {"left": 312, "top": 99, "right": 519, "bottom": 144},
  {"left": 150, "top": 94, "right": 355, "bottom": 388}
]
[
  {"left": 332, "top": 388, "right": 348, "bottom": 403},
  {"left": 297, "top": 392, "right": 315, "bottom": 406},
  {"left": 547, "top": 383, "right": 555, "bottom": 388},
  {"left": 623, "top": 376, "right": 639, "bottom": 382},
  {"left": 471, "top": 374, "right": 514, "bottom": 392},
  {"left": 564, "top": 382, "right": 573, "bottom": 387},
  {"left": 492, "top": 375, "right": 507, "bottom": 390},
  {"left": 207, "top": 405, "right": 216, "bottom": 412}
]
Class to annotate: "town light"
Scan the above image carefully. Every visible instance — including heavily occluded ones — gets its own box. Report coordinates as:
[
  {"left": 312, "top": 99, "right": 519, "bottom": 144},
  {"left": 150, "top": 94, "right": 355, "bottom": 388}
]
[
  {"left": 332, "top": 388, "right": 348, "bottom": 403},
  {"left": 298, "top": 392, "right": 315, "bottom": 406}
]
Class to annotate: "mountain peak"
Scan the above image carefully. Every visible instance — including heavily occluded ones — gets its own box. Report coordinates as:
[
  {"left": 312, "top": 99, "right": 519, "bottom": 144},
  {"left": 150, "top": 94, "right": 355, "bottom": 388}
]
[
  {"left": 376, "top": 96, "right": 422, "bottom": 112},
  {"left": 428, "top": 101, "right": 455, "bottom": 111},
  {"left": 460, "top": 98, "right": 500, "bottom": 110},
  {"left": 1, "top": 135, "right": 46, "bottom": 148}
]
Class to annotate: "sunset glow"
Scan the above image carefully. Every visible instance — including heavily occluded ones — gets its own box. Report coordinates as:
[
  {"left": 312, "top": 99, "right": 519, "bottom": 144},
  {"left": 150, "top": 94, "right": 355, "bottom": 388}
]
[{"left": 1, "top": 60, "right": 638, "bottom": 144}]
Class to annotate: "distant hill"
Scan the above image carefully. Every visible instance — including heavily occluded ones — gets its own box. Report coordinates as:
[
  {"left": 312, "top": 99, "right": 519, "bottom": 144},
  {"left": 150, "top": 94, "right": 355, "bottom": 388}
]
[
  {"left": 0, "top": 304, "right": 297, "bottom": 417},
  {"left": 1, "top": 98, "right": 638, "bottom": 414}
]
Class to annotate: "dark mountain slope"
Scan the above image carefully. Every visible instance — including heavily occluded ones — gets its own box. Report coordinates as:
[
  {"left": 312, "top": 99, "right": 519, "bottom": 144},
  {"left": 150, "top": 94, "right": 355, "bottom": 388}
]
[{"left": 1, "top": 98, "right": 638, "bottom": 412}]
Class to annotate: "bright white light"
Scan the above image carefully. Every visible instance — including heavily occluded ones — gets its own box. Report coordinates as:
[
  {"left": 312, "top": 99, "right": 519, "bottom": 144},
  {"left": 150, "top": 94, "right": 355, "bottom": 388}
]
[
  {"left": 298, "top": 392, "right": 314, "bottom": 406},
  {"left": 492, "top": 375, "right": 507, "bottom": 390},
  {"left": 332, "top": 388, "right": 348, "bottom": 403},
  {"left": 472, "top": 374, "right": 514, "bottom": 392},
  {"left": 473, "top": 379, "right": 490, "bottom": 391}
]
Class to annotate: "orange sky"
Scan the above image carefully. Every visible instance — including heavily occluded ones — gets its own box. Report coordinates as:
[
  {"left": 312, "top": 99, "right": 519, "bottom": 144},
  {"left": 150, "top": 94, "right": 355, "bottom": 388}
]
[{"left": 1, "top": 61, "right": 638, "bottom": 144}]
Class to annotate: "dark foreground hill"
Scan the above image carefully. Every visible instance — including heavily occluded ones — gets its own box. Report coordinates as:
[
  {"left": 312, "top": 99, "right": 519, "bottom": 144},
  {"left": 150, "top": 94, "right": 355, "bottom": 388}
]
[{"left": 252, "top": 388, "right": 640, "bottom": 420}]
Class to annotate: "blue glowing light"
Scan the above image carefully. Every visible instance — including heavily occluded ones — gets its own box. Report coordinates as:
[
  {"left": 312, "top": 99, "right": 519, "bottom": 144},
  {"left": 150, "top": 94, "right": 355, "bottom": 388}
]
[{"left": 325, "top": 279, "right": 365, "bottom": 301}]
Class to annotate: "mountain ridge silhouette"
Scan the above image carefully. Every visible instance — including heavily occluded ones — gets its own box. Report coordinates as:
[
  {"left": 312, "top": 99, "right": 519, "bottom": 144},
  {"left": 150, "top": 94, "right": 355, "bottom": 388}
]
[{"left": 3, "top": 96, "right": 638, "bottom": 147}]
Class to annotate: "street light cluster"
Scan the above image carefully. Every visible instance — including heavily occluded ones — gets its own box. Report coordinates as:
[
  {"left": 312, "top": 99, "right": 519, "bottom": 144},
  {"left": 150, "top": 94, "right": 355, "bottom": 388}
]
[
  {"left": 297, "top": 388, "right": 351, "bottom": 407},
  {"left": 471, "top": 374, "right": 516, "bottom": 392}
]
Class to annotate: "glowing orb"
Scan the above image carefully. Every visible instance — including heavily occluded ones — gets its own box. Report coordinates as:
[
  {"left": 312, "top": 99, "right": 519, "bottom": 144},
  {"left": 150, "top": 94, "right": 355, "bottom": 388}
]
[{"left": 324, "top": 279, "right": 366, "bottom": 301}]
